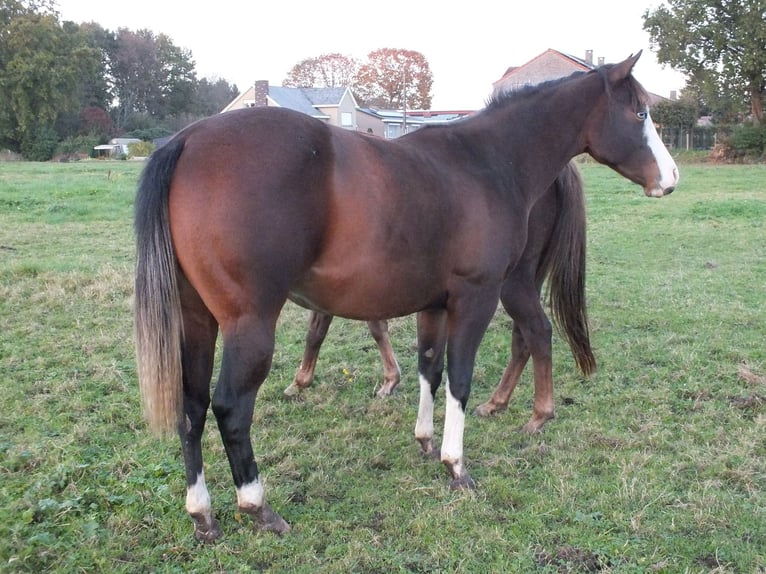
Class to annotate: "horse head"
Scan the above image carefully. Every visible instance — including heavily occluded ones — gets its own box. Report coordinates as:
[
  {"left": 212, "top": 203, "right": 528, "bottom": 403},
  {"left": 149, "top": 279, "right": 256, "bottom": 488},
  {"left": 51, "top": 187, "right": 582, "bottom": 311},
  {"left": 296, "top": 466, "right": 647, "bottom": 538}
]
[{"left": 584, "top": 51, "right": 679, "bottom": 198}]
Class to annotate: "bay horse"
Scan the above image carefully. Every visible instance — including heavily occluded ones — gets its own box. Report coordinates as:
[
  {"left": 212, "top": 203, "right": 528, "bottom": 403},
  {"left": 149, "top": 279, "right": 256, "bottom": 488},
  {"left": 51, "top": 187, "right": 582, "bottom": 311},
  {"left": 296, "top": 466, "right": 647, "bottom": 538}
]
[
  {"left": 134, "top": 52, "right": 678, "bottom": 540},
  {"left": 284, "top": 161, "right": 595, "bottom": 434}
]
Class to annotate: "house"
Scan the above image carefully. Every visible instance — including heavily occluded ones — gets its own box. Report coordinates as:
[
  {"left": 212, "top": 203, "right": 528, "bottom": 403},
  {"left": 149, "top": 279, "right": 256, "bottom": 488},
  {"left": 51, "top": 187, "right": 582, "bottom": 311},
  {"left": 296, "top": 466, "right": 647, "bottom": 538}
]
[
  {"left": 223, "top": 81, "right": 359, "bottom": 130},
  {"left": 224, "top": 81, "right": 474, "bottom": 139},
  {"left": 93, "top": 137, "right": 141, "bottom": 158},
  {"left": 493, "top": 49, "right": 668, "bottom": 106},
  {"left": 357, "top": 108, "right": 425, "bottom": 139},
  {"left": 355, "top": 108, "right": 474, "bottom": 139},
  {"left": 492, "top": 49, "right": 597, "bottom": 95}
]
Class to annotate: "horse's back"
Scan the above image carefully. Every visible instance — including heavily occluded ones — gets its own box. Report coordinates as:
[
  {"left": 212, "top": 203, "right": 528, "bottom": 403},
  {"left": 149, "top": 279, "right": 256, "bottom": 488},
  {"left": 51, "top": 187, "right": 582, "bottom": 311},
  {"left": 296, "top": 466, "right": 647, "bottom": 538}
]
[{"left": 167, "top": 109, "right": 335, "bottom": 322}]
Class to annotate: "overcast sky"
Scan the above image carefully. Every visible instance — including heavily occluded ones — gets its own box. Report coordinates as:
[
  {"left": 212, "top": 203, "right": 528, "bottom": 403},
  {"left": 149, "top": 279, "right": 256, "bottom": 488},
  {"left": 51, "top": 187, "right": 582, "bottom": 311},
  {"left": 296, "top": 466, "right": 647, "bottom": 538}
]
[{"left": 56, "top": 0, "right": 686, "bottom": 110}]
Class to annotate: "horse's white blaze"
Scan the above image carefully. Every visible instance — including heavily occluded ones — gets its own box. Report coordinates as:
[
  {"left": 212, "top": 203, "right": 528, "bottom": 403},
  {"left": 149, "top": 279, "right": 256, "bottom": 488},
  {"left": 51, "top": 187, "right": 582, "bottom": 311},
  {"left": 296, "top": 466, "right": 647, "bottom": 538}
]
[
  {"left": 185, "top": 471, "right": 211, "bottom": 516},
  {"left": 441, "top": 382, "right": 465, "bottom": 472},
  {"left": 236, "top": 478, "right": 265, "bottom": 510},
  {"left": 414, "top": 374, "right": 434, "bottom": 441},
  {"left": 645, "top": 111, "right": 679, "bottom": 195}
]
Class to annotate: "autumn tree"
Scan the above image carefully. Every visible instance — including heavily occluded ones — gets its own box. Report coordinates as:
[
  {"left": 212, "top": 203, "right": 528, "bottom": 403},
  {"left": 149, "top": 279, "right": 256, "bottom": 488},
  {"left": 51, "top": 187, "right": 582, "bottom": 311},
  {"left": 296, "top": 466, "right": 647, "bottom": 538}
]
[
  {"left": 643, "top": 0, "right": 766, "bottom": 124},
  {"left": 354, "top": 48, "right": 433, "bottom": 109},
  {"left": 284, "top": 53, "right": 359, "bottom": 88}
]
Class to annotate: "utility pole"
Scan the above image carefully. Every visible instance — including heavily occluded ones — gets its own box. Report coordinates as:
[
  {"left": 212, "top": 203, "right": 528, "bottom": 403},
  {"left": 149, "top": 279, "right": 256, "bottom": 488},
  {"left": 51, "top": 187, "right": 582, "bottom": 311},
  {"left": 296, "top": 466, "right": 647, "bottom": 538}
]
[{"left": 402, "top": 67, "right": 407, "bottom": 136}]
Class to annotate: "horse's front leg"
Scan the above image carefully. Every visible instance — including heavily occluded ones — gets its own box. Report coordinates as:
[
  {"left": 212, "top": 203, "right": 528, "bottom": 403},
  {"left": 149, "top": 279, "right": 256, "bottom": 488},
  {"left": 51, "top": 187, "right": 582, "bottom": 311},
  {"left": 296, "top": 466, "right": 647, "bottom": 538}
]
[
  {"left": 366, "top": 320, "right": 401, "bottom": 397},
  {"left": 215, "top": 318, "right": 290, "bottom": 534},
  {"left": 414, "top": 309, "right": 447, "bottom": 459},
  {"left": 284, "top": 311, "right": 334, "bottom": 397},
  {"left": 442, "top": 295, "right": 499, "bottom": 489}
]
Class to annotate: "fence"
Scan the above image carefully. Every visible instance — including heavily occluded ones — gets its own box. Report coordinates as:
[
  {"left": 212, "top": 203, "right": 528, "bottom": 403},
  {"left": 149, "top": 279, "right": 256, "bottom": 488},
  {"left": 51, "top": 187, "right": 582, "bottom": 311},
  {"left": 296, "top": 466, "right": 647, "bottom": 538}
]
[{"left": 659, "top": 127, "right": 718, "bottom": 150}]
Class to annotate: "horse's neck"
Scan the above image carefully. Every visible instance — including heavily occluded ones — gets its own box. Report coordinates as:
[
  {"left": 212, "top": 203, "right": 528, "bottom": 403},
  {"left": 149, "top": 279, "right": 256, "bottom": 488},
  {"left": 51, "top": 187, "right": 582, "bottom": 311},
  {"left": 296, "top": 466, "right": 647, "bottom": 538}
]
[{"left": 490, "top": 77, "right": 601, "bottom": 201}]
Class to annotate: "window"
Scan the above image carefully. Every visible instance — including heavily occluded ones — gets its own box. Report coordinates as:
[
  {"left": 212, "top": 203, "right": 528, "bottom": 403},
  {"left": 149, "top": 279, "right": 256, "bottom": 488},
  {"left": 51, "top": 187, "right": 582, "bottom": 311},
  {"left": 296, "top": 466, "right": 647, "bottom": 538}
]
[{"left": 341, "top": 112, "right": 353, "bottom": 127}]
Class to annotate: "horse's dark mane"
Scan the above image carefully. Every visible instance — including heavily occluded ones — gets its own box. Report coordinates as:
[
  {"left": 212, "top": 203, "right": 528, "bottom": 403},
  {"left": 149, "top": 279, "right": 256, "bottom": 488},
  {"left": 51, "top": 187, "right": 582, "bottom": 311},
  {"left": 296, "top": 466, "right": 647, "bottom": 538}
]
[
  {"left": 482, "top": 62, "right": 648, "bottom": 113},
  {"left": 484, "top": 70, "right": 588, "bottom": 111}
]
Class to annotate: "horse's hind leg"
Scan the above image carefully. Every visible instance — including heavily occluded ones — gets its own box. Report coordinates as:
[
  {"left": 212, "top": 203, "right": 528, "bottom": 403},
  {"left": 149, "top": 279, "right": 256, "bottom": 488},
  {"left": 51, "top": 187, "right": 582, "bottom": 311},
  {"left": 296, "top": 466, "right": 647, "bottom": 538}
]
[
  {"left": 213, "top": 315, "right": 290, "bottom": 534},
  {"left": 284, "top": 311, "right": 333, "bottom": 397},
  {"left": 473, "top": 322, "right": 530, "bottom": 417},
  {"left": 178, "top": 276, "right": 221, "bottom": 542},
  {"left": 367, "top": 320, "right": 401, "bottom": 397},
  {"left": 487, "top": 282, "right": 554, "bottom": 433}
]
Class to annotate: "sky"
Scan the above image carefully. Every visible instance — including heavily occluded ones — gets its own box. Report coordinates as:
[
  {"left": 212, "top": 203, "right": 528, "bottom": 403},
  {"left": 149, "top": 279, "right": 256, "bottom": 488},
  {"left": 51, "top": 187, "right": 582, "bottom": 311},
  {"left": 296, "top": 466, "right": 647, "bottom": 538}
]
[{"left": 55, "top": 0, "right": 687, "bottom": 110}]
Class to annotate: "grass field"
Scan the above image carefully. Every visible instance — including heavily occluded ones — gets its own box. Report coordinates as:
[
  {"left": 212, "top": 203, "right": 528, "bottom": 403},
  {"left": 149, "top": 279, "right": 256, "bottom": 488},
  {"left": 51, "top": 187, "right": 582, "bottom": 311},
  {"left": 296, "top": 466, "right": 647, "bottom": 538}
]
[{"left": 0, "top": 159, "right": 764, "bottom": 573}]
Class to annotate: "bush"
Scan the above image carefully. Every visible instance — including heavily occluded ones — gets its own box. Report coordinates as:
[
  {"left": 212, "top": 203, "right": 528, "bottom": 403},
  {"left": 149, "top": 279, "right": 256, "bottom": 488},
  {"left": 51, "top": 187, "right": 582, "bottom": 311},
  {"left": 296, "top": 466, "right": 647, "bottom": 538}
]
[
  {"left": 127, "top": 140, "right": 155, "bottom": 158},
  {"left": 708, "top": 123, "right": 766, "bottom": 163},
  {"left": 730, "top": 123, "right": 766, "bottom": 159},
  {"left": 20, "top": 126, "right": 58, "bottom": 161},
  {"left": 56, "top": 135, "right": 101, "bottom": 159}
]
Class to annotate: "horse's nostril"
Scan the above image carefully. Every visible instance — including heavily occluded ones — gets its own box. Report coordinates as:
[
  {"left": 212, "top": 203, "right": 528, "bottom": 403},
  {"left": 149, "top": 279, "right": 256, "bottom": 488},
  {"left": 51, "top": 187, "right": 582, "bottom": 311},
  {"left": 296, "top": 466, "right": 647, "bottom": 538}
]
[{"left": 664, "top": 186, "right": 675, "bottom": 195}]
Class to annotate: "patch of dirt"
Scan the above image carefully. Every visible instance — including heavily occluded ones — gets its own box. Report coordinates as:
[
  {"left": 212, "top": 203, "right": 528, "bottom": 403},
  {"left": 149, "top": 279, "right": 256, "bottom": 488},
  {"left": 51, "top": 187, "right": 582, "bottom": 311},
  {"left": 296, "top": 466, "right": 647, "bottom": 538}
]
[
  {"left": 738, "top": 365, "right": 766, "bottom": 386},
  {"left": 536, "top": 544, "right": 606, "bottom": 572},
  {"left": 729, "top": 394, "right": 765, "bottom": 410}
]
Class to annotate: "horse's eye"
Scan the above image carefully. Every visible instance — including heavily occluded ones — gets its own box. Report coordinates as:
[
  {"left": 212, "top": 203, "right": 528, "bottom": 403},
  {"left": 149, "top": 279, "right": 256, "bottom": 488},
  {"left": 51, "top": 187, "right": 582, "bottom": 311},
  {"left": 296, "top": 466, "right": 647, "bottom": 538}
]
[{"left": 637, "top": 111, "right": 648, "bottom": 121}]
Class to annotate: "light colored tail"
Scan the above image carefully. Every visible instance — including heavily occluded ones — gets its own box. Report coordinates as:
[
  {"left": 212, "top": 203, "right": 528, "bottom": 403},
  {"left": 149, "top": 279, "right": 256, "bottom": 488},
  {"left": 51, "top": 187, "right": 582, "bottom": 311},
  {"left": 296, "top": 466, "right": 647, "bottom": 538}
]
[{"left": 133, "top": 138, "right": 186, "bottom": 436}]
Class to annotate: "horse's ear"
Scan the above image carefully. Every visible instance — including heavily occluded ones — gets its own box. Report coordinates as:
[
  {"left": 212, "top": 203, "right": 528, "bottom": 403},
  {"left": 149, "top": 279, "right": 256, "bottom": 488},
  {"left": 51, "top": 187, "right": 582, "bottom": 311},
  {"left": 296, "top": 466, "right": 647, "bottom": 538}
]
[{"left": 608, "top": 50, "right": 643, "bottom": 83}]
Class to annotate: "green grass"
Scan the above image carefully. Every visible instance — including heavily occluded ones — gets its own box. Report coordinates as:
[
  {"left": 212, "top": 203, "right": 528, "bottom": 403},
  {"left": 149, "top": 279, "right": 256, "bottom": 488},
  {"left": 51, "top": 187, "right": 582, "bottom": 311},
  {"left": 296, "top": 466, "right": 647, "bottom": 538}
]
[{"left": 0, "top": 159, "right": 764, "bottom": 573}]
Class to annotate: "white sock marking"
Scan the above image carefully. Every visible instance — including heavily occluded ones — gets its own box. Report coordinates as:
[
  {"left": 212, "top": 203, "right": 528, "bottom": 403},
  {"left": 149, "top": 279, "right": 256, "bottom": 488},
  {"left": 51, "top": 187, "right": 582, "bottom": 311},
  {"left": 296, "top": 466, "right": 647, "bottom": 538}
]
[
  {"left": 186, "top": 471, "right": 211, "bottom": 516},
  {"left": 441, "top": 381, "right": 465, "bottom": 471},
  {"left": 414, "top": 374, "right": 434, "bottom": 442},
  {"left": 236, "top": 478, "right": 264, "bottom": 510}
]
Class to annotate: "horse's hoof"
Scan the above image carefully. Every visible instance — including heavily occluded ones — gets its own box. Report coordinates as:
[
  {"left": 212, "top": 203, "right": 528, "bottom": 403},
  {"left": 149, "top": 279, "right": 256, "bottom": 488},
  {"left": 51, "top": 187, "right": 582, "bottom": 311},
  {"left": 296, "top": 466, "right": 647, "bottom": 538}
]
[
  {"left": 473, "top": 401, "right": 506, "bottom": 417},
  {"left": 520, "top": 413, "right": 553, "bottom": 434},
  {"left": 252, "top": 503, "right": 291, "bottom": 535},
  {"left": 450, "top": 475, "right": 476, "bottom": 490},
  {"left": 520, "top": 422, "right": 543, "bottom": 434},
  {"left": 375, "top": 384, "right": 395, "bottom": 398},
  {"left": 417, "top": 438, "right": 441, "bottom": 460},
  {"left": 376, "top": 376, "right": 400, "bottom": 398},
  {"left": 191, "top": 514, "right": 222, "bottom": 543},
  {"left": 283, "top": 384, "right": 307, "bottom": 401}
]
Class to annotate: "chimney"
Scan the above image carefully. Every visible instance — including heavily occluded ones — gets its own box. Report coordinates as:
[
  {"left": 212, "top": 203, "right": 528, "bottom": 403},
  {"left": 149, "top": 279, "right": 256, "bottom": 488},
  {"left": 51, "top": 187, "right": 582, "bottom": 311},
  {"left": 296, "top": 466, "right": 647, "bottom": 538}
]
[
  {"left": 254, "top": 80, "right": 269, "bottom": 107},
  {"left": 598, "top": 57, "right": 605, "bottom": 66},
  {"left": 585, "top": 50, "right": 593, "bottom": 65},
  {"left": 670, "top": 90, "right": 678, "bottom": 101}
]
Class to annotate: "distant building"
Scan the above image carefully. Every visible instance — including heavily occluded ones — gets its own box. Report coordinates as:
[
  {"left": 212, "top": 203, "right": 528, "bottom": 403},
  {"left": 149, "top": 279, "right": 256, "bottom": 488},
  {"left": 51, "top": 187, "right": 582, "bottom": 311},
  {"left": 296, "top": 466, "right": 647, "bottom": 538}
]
[
  {"left": 493, "top": 49, "right": 669, "bottom": 106},
  {"left": 93, "top": 137, "right": 141, "bottom": 158},
  {"left": 223, "top": 81, "right": 474, "bottom": 139},
  {"left": 223, "top": 82, "right": 359, "bottom": 130}
]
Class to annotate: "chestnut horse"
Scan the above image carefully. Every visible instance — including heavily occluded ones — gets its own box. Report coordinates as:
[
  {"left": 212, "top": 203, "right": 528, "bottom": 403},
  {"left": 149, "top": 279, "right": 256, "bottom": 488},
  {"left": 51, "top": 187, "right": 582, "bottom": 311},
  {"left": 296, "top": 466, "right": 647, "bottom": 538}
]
[
  {"left": 134, "top": 52, "right": 678, "bottom": 540},
  {"left": 285, "top": 161, "right": 595, "bottom": 434}
]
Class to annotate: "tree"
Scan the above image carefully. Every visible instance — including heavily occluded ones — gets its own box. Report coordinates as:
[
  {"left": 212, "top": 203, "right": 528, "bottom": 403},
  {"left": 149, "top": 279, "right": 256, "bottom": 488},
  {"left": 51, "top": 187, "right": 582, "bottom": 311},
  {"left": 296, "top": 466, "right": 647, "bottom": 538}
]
[
  {"left": 194, "top": 76, "right": 239, "bottom": 116},
  {"left": 151, "top": 32, "right": 197, "bottom": 118},
  {"left": 0, "top": 1, "right": 102, "bottom": 156},
  {"left": 651, "top": 98, "right": 698, "bottom": 130},
  {"left": 106, "top": 28, "right": 197, "bottom": 130},
  {"left": 354, "top": 48, "right": 433, "bottom": 109},
  {"left": 54, "top": 21, "right": 111, "bottom": 141},
  {"left": 643, "top": 0, "right": 766, "bottom": 124},
  {"left": 284, "top": 53, "right": 359, "bottom": 88}
]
